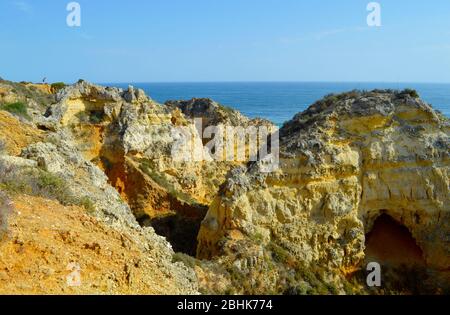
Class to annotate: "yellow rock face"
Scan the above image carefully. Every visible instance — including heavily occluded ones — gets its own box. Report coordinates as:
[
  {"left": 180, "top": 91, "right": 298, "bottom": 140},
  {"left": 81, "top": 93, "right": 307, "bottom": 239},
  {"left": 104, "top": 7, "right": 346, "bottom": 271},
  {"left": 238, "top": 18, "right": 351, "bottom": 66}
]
[
  {"left": 0, "top": 111, "right": 44, "bottom": 156},
  {"left": 24, "top": 83, "right": 53, "bottom": 95},
  {"left": 197, "top": 91, "right": 450, "bottom": 278},
  {"left": 53, "top": 84, "right": 264, "bottom": 222}
]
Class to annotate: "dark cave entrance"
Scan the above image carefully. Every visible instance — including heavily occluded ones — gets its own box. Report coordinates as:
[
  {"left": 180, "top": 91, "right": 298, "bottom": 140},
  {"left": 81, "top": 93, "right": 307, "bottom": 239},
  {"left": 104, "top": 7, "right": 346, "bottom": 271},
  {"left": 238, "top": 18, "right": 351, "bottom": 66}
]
[
  {"left": 365, "top": 213, "right": 425, "bottom": 267},
  {"left": 363, "top": 213, "right": 431, "bottom": 293},
  {"left": 138, "top": 204, "right": 208, "bottom": 257}
]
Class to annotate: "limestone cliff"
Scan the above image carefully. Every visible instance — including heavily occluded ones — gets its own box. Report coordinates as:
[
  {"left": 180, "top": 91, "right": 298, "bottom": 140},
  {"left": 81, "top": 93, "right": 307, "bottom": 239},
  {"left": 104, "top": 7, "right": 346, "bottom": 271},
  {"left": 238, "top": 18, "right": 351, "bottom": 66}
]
[
  {"left": 1, "top": 79, "right": 449, "bottom": 295},
  {"left": 0, "top": 81, "right": 198, "bottom": 294},
  {"left": 40, "top": 82, "right": 273, "bottom": 254},
  {"left": 166, "top": 98, "right": 274, "bottom": 131},
  {"left": 42, "top": 82, "right": 253, "bottom": 207},
  {"left": 197, "top": 90, "right": 449, "bottom": 294}
]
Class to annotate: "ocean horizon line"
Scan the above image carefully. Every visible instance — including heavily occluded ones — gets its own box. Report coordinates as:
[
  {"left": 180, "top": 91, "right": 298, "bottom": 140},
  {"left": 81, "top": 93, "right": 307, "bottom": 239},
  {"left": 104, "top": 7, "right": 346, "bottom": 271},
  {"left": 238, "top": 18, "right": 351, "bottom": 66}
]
[
  {"left": 96, "top": 81, "right": 449, "bottom": 123},
  {"left": 99, "top": 81, "right": 450, "bottom": 86}
]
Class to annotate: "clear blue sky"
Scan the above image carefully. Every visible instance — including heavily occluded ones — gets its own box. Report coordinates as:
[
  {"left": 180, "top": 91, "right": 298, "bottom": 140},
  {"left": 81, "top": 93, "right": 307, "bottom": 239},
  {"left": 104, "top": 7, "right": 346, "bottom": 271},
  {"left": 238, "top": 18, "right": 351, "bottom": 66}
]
[{"left": 1, "top": 0, "right": 449, "bottom": 83}]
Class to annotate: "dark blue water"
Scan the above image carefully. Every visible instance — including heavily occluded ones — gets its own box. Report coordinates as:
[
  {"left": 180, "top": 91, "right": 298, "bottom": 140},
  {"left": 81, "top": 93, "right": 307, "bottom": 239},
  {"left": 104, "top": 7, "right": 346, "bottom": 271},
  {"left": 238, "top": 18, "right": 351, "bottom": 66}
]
[{"left": 106, "top": 82, "right": 450, "bottom": 126}]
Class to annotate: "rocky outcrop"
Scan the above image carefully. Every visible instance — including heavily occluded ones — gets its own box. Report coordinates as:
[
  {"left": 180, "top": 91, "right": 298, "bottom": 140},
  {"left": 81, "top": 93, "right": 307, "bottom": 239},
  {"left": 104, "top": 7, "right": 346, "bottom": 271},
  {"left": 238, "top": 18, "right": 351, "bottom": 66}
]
[
  {"left": 21, "top": 136, "right": 138, "bottom": 228},
  {"left": 166, "top": 98, "right": 274, "bottom": 130},
  {"left": 24, "top": 83, "right": 53, "bottom": 95},
  {"left": 197, "top": 90, "right": 449, "bottom": 293},
  {"left": 36, "top": 81, "right": 275, "bottom": 255},
  {"left": 2, "top": 78, "right": 449, "bottom": 295},
  {"left": 0, "top": 131, "right": 199, "bottom": 293},
  {"left": 43, "top": 82, "right": 230, "bottom": 208},
  {"left": 0, "top": 80, "right": 55, "bottom": 123},
  {"left": 0, "top": 80, "right": 199, "bottom": 294}
]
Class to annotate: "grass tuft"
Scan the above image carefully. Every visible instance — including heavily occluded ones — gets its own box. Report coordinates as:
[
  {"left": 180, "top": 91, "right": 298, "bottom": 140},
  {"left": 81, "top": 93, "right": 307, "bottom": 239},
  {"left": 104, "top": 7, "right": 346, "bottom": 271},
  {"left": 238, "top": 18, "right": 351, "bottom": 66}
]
[
  {"left": 0, "top": 102, "right": 31, "bottom": 120},
  {"left": 0, "top": 161, "right": 96, "bottom": 213}
]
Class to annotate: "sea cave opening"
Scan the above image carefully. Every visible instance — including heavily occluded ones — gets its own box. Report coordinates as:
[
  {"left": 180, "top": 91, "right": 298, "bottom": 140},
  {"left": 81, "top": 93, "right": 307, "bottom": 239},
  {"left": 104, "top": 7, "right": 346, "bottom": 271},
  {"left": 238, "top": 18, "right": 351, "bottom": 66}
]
[
  {"left": 363, "top": 213, "right": 430, "bottom": 293},
  {"left": 365, "top": 213, "right": 425, "bottom": 267}
]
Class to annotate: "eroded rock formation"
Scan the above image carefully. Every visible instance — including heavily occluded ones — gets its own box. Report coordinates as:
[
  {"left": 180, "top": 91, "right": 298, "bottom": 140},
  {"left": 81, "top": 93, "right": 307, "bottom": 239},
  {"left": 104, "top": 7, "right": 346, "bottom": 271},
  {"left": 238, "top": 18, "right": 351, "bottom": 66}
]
[
  {"left": 3, "top": 80, "right": 273, "bottom": 256},
  {"left": 0, "top": 80, "right": 199, "bottom": 293},
  {"left": 197, "top": 90, "right": 449, "bottom": 293},
  {"left": 1, "top": 79, "right": 448, "bottom": 295}
]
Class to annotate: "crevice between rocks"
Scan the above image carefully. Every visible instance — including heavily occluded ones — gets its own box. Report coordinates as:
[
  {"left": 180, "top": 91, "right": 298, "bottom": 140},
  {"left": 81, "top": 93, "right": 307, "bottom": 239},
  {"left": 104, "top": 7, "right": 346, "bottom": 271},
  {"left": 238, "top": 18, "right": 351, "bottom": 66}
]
[{"left": 100, "top": 153, "right": 208, "bottom": 257}]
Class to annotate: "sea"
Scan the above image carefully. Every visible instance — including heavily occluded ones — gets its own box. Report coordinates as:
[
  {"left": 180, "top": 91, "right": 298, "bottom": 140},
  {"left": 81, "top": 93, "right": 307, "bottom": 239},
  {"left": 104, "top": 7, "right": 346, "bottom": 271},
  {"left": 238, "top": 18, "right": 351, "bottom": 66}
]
[{"left": 106, "top": 82, "right": 450, "bottom": 126}]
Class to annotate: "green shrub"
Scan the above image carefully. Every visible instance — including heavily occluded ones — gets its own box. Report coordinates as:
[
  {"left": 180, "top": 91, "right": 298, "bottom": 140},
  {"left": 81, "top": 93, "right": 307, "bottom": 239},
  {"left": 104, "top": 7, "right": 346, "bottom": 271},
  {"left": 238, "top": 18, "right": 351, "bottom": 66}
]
[
  {"left": 79, "top": 196, "right": 96, "bottom": 213},
  {"left": 89, "top": 110, "right": 105, "bottom": 124},
  {"left": 37, "top": 171, "right": 65, "bottom": 189},
  {"left": 0, "top": 102, "right": 30, "bottom": 120},
  {"left": 75, "top": 110, "right": 105, "bottom": 124},
  {"left": 0, "top": 81, "right": 55, "bottom": 111},
  {"left": 268, "top": 242, "right": 291, "bottom": 263},
  {"left": 0, "top": 183, "right": 25, "bottom": 194},
  {"left": 51, "top": 82, "right": 66, "bottom": 92},
  {"left": 400, "top": 88, "right": 419, "bottom": 98},
  {"left": 26, "top": 170, "right": 75, "bottom": 205},
  {"left": 250, "top": 232, "right": 264, "bottom": 243}
]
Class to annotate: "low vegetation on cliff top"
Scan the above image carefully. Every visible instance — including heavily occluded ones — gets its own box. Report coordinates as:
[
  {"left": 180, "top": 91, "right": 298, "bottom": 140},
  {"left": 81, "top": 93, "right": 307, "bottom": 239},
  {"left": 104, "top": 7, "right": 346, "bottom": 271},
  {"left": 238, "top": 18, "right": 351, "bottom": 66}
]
[
  {"left": 321, "top": 88, "right": 420, "bottom": 107},
  {"left": 50, "top": 82, "right": 66, "bottom": 93},
  {"left": 0, "top": 80, "right": 55, "bottom": 108},
  {"left": 0, "top": 161, "right": 95, "bottom": 213},
  {"left": 0, "top": 102, "right": 30, "bottom": 120}
]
